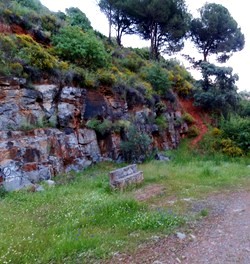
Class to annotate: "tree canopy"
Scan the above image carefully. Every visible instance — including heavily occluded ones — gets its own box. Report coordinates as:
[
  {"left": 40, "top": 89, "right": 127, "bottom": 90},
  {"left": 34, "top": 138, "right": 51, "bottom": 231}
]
[
  {"left": 98, "top": 0, "right": 134, "bottom": 46},
  {"left": 190, "top": 3, "right": 245, "bottom": 62},
  {"left": 65, "top": 7, "right": 92, "bottom": 31},
  {"left": 52, "top": 26, "right": 110, "bottom": 69},
  {"left": 130, "top": 0, "right": 190, "bottom": 60},
  {"left": 194, "top": 62, "right": 239, "bottom": 116}
]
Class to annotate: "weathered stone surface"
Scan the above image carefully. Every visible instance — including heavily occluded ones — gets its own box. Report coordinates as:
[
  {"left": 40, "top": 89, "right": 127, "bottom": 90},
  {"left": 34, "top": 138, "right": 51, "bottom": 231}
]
[
  {"left": 155, "top": 153, "right": 170, "bottom": 161},
  {"left": 0, "top": 160, "right": 33, "bottom": 191},
  {"left": 109, "top": 164, "right": 144, "bottom": 189},
  {"left": 0, "top": 128, "right": 100, "bottom": 190},
  {"left": 78, "top": 128, "right": 101, "bottom": 161},
  {"left": 0, "top": 79, "right": 188, "bottom": 190},
  {"left": 34, "top": 84, "right": 58, "bottom": 115}
]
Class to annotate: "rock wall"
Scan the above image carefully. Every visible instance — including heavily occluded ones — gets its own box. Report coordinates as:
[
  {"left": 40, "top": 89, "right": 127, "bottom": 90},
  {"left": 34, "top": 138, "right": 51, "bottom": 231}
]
[{"left": 0, "top": 78, "right": 188, "bottom": 189}]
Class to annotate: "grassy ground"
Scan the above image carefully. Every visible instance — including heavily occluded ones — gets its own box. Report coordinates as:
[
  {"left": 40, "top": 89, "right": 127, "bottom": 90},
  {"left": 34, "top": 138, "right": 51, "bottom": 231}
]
[{"left": 0, "top": 141, "right": 249, "bottom": 263}]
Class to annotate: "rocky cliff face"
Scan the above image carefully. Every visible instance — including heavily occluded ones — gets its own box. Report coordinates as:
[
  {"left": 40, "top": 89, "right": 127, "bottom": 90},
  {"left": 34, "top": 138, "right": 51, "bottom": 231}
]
[{"left": 0, "top": 78, "right": 188, "bottom": 190}]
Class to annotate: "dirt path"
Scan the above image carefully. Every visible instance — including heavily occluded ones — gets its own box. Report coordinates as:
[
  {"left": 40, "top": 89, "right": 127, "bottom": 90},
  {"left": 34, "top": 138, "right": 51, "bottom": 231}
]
[{"left": 108, "top": 191, "right": 250, "bottom": 264}]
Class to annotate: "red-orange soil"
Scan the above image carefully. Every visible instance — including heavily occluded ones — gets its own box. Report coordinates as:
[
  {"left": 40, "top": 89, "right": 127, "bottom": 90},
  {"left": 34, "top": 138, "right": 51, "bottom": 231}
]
[{"left": 179, "top": 99, "right": 209, "bottom": 146}]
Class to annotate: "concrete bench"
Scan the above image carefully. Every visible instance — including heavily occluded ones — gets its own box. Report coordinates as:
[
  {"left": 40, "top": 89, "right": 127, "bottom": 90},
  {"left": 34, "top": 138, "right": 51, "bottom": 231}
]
[{"left": 109, "top": 164, "right": 144, "bottom": 189}]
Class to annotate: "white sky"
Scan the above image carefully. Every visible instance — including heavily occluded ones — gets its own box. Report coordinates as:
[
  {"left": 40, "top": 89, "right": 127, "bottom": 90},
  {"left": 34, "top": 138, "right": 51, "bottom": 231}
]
[{"left": 40, "top": 0, "right": 249, "bottom": 91}]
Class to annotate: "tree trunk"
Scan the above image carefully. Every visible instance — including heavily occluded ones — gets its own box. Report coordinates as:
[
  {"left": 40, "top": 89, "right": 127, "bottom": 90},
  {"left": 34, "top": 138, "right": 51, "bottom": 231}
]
[
  {"left": 108, "top": 6, "right": 112, "bottom": 42},
  {"left": 150, "top": 22, "right": 158, "bottom": 60},
  {"left": 203, "top": 50, "right": 208, "bottom": 62},
  {"left": 116, "top": 19, "right": 122, "bottom": 46}
]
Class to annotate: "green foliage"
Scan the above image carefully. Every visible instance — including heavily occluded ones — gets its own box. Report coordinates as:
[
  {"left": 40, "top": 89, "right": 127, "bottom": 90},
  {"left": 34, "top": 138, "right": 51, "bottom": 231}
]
[
  {"left": 130, "top": 0, "right": 190, "bottom": 60},
  {"left": 0, "top": 163, "right": 184, "bottom": 263},
  {"left": 1, "top": 0, "right": 53, "bottom": 32},
  {"left": 97, "top": 119, "right": 113, "bottom": 135},
  {"left": 120, "top": 125, "right": 152, "bottom": 162},
  {"left": 120, "top": 53, "right": 145, "bottom": 73},
  {"left": 238, "top": 92, "right": 250, "bottom": 117},
  {"left": 113, "top": 119, "right": 131, "bottom": 132},
  {"left": 0, "top": 185, "right": 8, "bottom": 198},
  {"left": 86, "top": 118, "right": 113, "bottom": 135},
  {"left": 1, "top": 143, "right": 250, "bottom": 262},
  {"left": 17, "top": 34, "right": 58, "bottom": 70},
  {"left": 66, "top": 7, "right": 92, "bottom": 31},
  {"left": 86, "top": 118, "right": 132, "bottom": 135},
  {"left": 219, "top": 139, "right": 244, "bottom": 157},
  {"left": 155, "top": 115, "right": 168, "bottom": 132},
  {"left": 0, "top": 34, "right": 18, "bottom": 75},
  {"left": 211, "top": 127, "right": 222, "bottom": 137},
  {"left": 199, "top": 126, "right": 245, "bottom": 157},
  {"left": 40, "top": 14, "right": 62, "bottom": 34},
  {"left": 9, "top": 62, "right": 23, "bottom": 76},
  {"left": 0, "top": 33, "right": 60, "bottom": 78},
  {"left": 190, "top": 3, "right": 245, "bottom": 62},
  {"left": 182, "top": 112, "right": 195, "bottom": 124},
  {"left": 187, "top": 125, "right": 199, "bottom": 138},
  {"left": 86, "top": 118, "right": 101, "bottom": 130},
  {"left": 83, "top": 71, "right": 99, "bottom": 88},
  {"left": 15, "top": 0, "right": 45, "bottom": 13},
  {"left": 168, "top": 64, "right": 194, "bottom": 97},
  {"left": 141, "top": 64, "right": 171, "bottom": 95},
  {"left": 97, "top": 69, "right": 117, "bottom": 86},
  {"left": 220, "top": 115, "right": 250, "bottom": 153},
  {"left": 194, "top": 62, "right": 239, "bottom": 116},
  {"left": 98, "top": 0, "right": 134, "bottom": 45},
  {"left": 19, "top": 116, "right": 52, "bottom": 131},
  {"left": 133, "top": 47, "right": 150, "bottom": 60},
  {"left": 52, "top": 26, "right": 110, "bottom": 69}
]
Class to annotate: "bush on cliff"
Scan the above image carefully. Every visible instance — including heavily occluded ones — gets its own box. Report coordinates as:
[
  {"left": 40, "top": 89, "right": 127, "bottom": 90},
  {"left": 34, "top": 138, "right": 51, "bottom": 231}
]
[{"left": 52, "top": 26, "right": 110, "bottom": 69}]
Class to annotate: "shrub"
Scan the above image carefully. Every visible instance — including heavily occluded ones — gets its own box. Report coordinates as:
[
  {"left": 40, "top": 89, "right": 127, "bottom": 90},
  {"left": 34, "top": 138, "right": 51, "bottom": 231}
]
[
  {"left": 220, "top": 139, "right": 244, "bottom": 157},
  {"left": 86, "top": 118, "right": 101, "bottom": 130},
  {"left": 120, "top": 125, "right": 152, "bottom": 162},
  {"left": 52, "top": 26, "right": 110, "bottom": 69},
  {"left": 120, "top": 54, "right": 144, "bottom": 73},
  {"left": 19, "top": 116, "right": 51, "bottom": 131},
  {"left": 155, "top": 115, "right": 168, "bottom": 132},
  {"left": 211, "top": 127, "right": 222, "bottom": 136},
  {"left": 65, "top": 7, "right": 92, "bottom": 31},
  {"left": 86, "top": 118, "right": 113, "bottom": 136},
  {"left": 17, "top": 34, "right": 59, "bottom": 70},
  {"left": 187, "top": 125, "right": 199, "bottom": 138},
  {"left": 220, "top": 115, "right": 250, "bottom": 152},
  {"left": 41, "top": 14, "right": 61, "bottom": 34},
  {"left": 155, "top": 101, "right": 167, "bottom": 114},
  {"left": 182, "top": 112, "right": 195, "bottom": 124},
  {"left": 132, "top": 47, "right": 150, "bottom": 60},
  {"left": 9, "top": 62, "right": 23, "bottom": 76},
  {"left": 140, "top": 64, "right": 171, "bottom": 95},
  {"left": 15, "top": 0, "right": 44, "bottom": 13},
  {"left": 83, "top": 71, "right": 98, "bottom": 88},
  {"left": 194, "top": 62, "right": 239, "bottom": 116},
  {"left": 97, "top": 69, "right": 117, "bottom": 86},
  {"left": 168, "top": 64, "right": 193, "bottom": 97},
  {"left": 0, "top": 185, "right": 7, "bottom": 198},
  {"left": 113, "top": 120, "right": 131, "bottom": 132}
]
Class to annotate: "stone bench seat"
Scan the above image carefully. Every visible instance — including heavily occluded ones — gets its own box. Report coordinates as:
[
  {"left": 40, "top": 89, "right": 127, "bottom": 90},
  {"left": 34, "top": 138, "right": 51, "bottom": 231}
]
[{"left": 109, "top": 164, "right": 144, "bottom": 189}]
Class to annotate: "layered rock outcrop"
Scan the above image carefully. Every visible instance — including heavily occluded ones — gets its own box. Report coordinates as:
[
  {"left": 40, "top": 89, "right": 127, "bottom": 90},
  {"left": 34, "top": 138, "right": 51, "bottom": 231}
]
[{"left": 0, "top": 78, "right": 188, "bottom": 190}]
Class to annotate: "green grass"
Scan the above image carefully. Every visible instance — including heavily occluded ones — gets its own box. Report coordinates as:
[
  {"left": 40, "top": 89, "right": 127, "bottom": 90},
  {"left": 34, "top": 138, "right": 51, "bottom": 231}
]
[
  {"left": 0, "top": 163, "right": 182, "bottom": 264},
  {"left": 0, "top": 143, "right": 249, "bottom": 263}
]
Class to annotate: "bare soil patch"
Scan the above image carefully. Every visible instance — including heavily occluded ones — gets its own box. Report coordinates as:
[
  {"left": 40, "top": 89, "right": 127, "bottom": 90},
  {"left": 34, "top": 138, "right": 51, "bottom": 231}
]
[
  {"left": 134, "top": 184, "right": 166, "bottom": 201},
  {"left": 179, "top": 99, "right": 209, "bottom": 146},
  {"left": 107, "top": 190, "right": 250, "bottom": 264}
]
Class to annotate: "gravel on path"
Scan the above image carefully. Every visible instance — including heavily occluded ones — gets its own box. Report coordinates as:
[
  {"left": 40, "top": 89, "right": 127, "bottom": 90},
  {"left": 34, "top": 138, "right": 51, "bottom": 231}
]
[{"left": 107, "top": 191, "right": 250, "bottom": 264}]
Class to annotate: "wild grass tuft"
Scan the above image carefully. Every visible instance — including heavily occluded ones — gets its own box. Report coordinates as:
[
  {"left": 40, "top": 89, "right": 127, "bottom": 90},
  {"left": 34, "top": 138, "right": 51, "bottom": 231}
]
[{"left": 0, "top": 144, "right": 249, "bottom": 263}]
